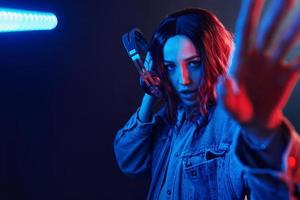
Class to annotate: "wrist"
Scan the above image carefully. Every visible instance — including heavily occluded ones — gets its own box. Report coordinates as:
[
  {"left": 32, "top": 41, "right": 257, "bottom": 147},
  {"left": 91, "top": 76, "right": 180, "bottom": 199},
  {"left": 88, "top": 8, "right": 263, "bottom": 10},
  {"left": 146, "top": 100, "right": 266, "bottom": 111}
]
[
  {"left": 143, "top": 93, "right": 156, "bottom": 103},
  {"left": 243, "top": 112, "right": 283, "bottom": 141},
  {"left": 138, "top": 94, "right": 156, "bottom": 123}
]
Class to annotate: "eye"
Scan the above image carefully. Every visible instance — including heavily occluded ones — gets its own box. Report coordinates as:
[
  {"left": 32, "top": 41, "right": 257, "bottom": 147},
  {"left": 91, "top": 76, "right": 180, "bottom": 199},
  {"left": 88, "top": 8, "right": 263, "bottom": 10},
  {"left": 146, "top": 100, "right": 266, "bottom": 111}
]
[
  {"left": 164, "top": 63, "right": 176, "bottom": 71},
  {"left": 188, "top": 60, "right": 202, "bottom": 68}
]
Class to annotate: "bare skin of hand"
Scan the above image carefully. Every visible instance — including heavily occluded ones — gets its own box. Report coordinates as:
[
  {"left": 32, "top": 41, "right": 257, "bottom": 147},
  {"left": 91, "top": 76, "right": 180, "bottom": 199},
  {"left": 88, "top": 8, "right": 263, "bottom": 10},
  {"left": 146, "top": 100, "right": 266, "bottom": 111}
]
[{"left": 219, "top": 0, "right": 300, "bottom": 134}]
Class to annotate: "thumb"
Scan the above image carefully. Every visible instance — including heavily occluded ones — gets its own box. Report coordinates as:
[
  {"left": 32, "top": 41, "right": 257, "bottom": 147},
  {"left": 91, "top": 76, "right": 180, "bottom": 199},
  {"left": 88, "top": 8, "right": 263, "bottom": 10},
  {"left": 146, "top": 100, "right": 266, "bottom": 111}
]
[{"left": 217, "top": 76, "right": 253, "bottom": 123}]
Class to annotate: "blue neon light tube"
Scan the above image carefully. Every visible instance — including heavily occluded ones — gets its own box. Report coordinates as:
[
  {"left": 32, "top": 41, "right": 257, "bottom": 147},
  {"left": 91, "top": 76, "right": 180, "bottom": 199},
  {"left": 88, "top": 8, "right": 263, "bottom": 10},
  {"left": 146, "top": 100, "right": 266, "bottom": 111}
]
[{"left": 0, "top": 8, "right": 58, "bottom": 32}]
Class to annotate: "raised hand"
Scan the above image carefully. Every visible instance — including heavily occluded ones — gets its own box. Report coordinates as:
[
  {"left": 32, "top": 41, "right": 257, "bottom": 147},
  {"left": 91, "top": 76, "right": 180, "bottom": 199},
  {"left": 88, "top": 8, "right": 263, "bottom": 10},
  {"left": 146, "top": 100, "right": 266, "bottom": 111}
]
[{"left": 219, "top": 0, "right": 300, "bottom": 131}]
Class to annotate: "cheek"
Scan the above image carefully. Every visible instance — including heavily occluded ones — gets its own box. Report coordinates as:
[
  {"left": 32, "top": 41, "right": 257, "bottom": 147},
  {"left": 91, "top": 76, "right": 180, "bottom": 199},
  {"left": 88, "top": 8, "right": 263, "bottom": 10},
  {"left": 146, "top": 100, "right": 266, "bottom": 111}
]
[
  {"left": 167, "top": 72, "right": 179, "bottom": 90},
  {"left": 191, "top": 70, "right": 204, "bottom": 86}
]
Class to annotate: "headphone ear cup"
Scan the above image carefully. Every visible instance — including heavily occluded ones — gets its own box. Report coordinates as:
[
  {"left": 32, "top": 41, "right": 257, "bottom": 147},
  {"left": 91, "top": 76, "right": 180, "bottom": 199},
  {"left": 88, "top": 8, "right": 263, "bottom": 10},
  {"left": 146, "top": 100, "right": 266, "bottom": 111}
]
[{"left": 122, "top": 28, "right": 164, "bottom": 97}]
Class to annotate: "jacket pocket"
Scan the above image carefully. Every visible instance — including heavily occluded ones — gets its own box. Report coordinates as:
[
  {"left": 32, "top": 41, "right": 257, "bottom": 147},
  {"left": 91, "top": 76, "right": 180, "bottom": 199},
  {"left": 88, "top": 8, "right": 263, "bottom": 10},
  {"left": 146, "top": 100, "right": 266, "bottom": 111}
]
[{"left": 183, "top": 149, "right": 227, "bottom": 200}]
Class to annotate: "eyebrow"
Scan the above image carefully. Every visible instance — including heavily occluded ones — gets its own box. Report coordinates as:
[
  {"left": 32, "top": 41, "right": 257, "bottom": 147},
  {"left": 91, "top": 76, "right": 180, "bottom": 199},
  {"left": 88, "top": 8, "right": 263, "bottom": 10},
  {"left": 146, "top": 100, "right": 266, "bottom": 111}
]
[{"left": 163, "top": 55, "right": 201, "bottom": 63}]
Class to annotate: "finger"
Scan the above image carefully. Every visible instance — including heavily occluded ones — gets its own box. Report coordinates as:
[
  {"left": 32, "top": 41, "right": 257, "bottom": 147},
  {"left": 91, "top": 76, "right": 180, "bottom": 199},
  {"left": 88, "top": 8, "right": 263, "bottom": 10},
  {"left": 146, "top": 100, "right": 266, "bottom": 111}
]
[
  {"left": 222, "top": 77, "right": 239, "bottom": 109},
  {"left": 273, "top": 11, "right": 300, "bottom": 62},
  {"left": 256, "top": 0, "right": 295, "bottom": 51},
  {"left": 217, "top": 77, "right": 253, "bottom": 123},
  {"left": 143, "top": 77, "right": 150, "bottom": 86},
  {"left": 235, "top": 0, "right": 265, "bottom": 56},
  {"left": 216, "top": 76, "right": 238, "bottom": 111}
]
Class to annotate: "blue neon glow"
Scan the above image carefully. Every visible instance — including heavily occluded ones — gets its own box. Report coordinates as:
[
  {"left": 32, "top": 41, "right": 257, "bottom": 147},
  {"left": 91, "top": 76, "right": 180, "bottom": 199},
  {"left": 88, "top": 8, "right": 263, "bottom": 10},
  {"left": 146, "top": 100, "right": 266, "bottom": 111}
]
[
  {"left": 0, "top": 8, "right": 57, "bottom": 32},
  {"left": 129, "top": 49, "right": 137, "bottom": 56},
  {"left": 131, "top": 54, "right": 141, "bottom": 61}
]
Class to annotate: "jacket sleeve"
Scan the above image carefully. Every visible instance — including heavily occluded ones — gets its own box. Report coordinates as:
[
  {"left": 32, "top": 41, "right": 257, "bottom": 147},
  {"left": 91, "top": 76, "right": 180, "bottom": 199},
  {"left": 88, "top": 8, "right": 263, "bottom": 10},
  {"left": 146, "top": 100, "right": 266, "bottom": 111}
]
[
  {"left": 234, "top": 118, "right": 300, "bottom": 200},
  {"left": 114, "top": 108, "right": 165, "bottom": 176}
]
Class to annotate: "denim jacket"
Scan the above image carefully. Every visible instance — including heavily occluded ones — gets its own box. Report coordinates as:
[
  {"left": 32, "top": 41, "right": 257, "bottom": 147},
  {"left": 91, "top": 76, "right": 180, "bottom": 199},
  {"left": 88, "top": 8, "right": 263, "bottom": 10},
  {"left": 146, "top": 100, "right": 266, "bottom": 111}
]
[{"left": 114, "top": 104, "right": 300, "bottom": 200}]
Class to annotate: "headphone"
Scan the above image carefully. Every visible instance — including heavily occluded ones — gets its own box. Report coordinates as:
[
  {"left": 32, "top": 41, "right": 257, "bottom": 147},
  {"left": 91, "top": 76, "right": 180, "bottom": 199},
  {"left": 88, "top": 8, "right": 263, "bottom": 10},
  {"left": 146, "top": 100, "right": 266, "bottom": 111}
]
[{"left": 122, "top": 28, "right": 162, "bottom": 97}]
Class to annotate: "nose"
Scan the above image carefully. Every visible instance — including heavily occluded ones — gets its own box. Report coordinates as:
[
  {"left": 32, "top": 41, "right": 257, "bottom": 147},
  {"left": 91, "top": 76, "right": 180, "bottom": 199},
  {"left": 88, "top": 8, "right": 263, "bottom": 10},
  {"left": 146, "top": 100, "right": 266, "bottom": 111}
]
[{"left": 179, "top": 65, "right": 191, "bottom": 85}]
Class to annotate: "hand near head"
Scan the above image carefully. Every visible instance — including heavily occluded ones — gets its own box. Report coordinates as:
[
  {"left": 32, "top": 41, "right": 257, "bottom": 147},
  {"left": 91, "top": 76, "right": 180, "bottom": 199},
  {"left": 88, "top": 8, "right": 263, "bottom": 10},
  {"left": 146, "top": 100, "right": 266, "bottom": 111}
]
[
  {"left": 138, "top": 52, "right": 160, "bottom": 122},
  {"left": 218, "top": 0, "right": 300, "bottom": 132},
  {"left": 140, "top": 52, "right": 162, "bottom": 97}
]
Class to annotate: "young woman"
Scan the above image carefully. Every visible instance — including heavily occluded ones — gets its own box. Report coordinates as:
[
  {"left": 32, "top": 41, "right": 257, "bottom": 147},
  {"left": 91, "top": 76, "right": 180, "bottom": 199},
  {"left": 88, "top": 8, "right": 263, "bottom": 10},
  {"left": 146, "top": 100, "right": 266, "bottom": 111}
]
[{"left": 114, "top": 1, "right": 300, "bottom": 199}]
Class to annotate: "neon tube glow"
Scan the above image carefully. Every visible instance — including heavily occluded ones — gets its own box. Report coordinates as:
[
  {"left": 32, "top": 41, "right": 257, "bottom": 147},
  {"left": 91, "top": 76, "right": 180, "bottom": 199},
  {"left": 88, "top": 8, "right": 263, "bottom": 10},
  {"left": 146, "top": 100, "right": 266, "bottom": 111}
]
[{"left": 0, "top": 8, "right": 58, "bottom": 32}]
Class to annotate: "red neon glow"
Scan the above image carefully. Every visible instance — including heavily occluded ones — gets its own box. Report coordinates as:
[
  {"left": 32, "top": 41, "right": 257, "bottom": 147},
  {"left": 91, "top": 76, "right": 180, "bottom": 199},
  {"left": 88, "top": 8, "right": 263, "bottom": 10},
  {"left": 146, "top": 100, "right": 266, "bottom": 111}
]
[{"left": 288, "top": 156, "right": 296, "bottom": 169}]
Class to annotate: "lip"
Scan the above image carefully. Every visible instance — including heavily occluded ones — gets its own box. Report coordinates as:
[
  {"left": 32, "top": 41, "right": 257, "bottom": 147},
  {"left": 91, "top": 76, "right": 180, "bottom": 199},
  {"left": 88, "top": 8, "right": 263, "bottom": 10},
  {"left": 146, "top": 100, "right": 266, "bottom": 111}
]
[
  {"left": 179, "top": 89, "right": 197, "bottom": 94},
  {"left": 179, "top": 89, "right": 198, "bottom": 99}
]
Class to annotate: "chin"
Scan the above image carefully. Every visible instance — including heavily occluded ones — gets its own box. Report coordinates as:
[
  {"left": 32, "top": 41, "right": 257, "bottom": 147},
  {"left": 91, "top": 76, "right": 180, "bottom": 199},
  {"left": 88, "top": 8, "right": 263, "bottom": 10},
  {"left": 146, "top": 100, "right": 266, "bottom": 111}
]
[{"left": 182, "top": 100, "right": 198, "bottom": 108}]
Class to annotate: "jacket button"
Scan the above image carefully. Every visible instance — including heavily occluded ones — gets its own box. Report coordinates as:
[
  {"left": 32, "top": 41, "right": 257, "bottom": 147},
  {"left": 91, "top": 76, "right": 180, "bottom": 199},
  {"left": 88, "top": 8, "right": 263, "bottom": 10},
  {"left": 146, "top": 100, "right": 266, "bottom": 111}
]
[
  {"left": 185, "top": 161, "right": 192, "bottom": 167},
  {"left": 167, "top": 190, "right": 171, "bottom": 195},
  {"left": 191, "top": 171, "right": 197, "bottom": 176}
]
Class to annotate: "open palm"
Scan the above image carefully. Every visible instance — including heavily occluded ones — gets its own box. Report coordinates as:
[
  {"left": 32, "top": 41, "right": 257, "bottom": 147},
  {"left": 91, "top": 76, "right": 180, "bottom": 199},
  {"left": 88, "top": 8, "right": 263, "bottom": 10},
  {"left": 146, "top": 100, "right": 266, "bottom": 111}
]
[{"left": 220, "top": 0, "right": 300, "bottom": 130}]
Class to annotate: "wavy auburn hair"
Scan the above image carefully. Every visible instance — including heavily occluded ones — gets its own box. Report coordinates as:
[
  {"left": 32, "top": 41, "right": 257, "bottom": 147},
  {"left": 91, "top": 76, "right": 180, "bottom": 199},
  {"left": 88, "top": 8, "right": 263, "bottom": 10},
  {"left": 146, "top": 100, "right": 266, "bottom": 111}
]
[{"left": 149, "top": 8, "right": 233, "bottom": 123}]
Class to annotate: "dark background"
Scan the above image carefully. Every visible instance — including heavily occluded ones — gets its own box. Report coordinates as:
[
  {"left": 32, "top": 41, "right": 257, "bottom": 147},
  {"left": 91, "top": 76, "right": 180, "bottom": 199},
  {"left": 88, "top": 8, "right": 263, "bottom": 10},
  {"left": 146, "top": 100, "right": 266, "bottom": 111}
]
[{"left": 0, "top": 0, "right": 299, "bottom": 199}]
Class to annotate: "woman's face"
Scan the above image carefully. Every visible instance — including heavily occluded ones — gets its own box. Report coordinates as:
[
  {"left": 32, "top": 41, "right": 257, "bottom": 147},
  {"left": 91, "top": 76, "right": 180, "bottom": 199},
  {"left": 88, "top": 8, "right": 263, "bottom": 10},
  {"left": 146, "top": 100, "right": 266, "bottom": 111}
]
[{"left": 163, "top": 35, "right": 203, "bottom": 107}]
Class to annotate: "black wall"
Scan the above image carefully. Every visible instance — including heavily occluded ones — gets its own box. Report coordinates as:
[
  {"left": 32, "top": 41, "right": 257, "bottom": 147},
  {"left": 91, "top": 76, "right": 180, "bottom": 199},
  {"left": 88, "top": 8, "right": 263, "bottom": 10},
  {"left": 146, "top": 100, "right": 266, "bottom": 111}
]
[{"left": 0, "top": 0, "right": 299, "bottom": 199}]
